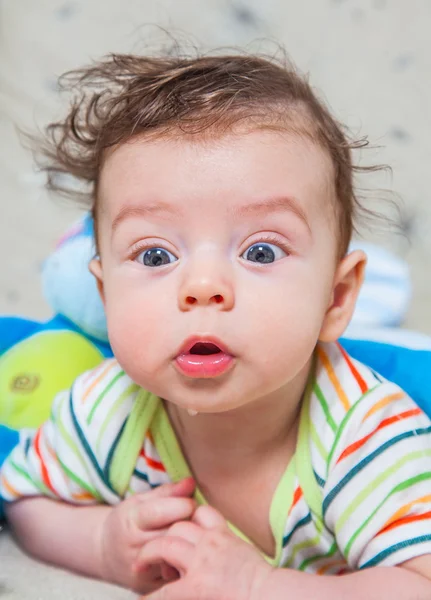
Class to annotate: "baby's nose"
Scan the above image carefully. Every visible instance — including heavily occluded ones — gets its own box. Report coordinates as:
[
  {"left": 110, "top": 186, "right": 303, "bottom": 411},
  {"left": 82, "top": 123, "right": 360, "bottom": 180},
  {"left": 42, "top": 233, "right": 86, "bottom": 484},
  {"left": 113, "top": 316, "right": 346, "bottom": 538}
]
[{"left": 178, "top": 265, "right": 234, "bottom": 311}]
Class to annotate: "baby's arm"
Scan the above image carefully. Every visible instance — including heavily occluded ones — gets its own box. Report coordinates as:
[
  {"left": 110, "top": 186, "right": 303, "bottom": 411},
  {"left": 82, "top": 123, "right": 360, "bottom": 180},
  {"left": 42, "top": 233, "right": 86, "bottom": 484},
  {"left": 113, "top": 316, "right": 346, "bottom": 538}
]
[
  {"left": 6, "top": 478, "right": 196, "bottom": 593},
  {"left": 262, "top": 560, "right": 431, "bottom": 600},
  {"left": 0, "top": 363, "right": 197, "bottom": 593},
  {"left": 6, "top": 497, "right": 109, "bottom": 580}
]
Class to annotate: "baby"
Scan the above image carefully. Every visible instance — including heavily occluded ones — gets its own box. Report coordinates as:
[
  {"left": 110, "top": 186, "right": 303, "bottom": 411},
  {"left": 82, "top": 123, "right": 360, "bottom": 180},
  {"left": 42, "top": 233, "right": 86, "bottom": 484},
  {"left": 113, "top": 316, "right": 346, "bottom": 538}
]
[{"left": 2, "top": 51, "right": 431, "bottom": 599}]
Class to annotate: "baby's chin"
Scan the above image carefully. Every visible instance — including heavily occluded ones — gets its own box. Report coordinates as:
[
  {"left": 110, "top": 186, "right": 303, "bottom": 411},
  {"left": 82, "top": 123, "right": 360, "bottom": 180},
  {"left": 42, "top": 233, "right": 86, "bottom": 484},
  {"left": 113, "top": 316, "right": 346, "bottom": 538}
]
[{"left": 163, "top": 387, "right": 258, "bottom": 416}]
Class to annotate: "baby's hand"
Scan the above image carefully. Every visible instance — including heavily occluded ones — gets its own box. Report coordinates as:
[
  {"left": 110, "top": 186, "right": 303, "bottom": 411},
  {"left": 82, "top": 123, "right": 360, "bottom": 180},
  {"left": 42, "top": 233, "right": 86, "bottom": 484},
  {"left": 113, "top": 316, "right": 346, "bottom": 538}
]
[
  {"left": 97, "top": 477, "right": 196, "bottom": 594},
  {"left": 135, "top": 505, "right": 273, "bottom": 600}
]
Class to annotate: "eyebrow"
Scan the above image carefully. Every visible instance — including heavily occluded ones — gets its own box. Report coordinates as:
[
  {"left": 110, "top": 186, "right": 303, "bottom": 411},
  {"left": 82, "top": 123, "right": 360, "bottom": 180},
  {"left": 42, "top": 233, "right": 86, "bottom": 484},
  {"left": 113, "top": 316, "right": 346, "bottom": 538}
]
[
  {"left": 111, "top": 202, "right": 182, "bottom": 234},
  {"left": 231, "top": 196, "right": 311, "bottom": 233},
  {"left": 111, "top": 195, "right": 311, "bottom": 235}
]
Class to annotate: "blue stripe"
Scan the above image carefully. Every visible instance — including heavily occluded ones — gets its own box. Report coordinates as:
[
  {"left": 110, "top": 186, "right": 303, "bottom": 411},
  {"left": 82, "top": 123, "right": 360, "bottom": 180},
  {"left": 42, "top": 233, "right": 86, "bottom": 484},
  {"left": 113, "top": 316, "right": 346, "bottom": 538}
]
[
  {"left": 313, "top": 470, "right": 325, "bottom": 488},
  {"left": 68, "top": 388, "right": 117, "bottom": 496},
  {"left": 283, "top": 512, "right": 312, "bottom": 547},
  {"left": 369, "top": 369, "right": 383, "bottom": 383},
  {"left": 361, "top": 535, "right": 431, "bottom": 569},
  {"left": 104, "top": 418, "right": 127, "bottom": 482},
  {"left": 132, "top": 469, "right": 160, "bottom": 488},
  {"left": 323, "top": 426, "right": 431, "bottom": 516},
  {"left": 24, "top": 437, "right": 31, "bottom": 458}
]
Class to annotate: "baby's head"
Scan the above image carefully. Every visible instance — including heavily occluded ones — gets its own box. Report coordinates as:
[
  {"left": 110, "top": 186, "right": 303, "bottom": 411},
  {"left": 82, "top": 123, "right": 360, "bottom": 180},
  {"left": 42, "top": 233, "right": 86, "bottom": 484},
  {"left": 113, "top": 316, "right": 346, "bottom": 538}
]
[{"left": 40, "top": 52, "right": 370, "bottom": 413}]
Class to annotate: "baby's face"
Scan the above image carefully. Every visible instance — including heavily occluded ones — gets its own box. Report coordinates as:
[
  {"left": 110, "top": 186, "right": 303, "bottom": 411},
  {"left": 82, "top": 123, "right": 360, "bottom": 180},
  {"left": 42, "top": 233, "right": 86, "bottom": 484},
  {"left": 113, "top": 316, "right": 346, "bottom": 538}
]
[{"left": 94, "top": 129, "right": 344, "bottom": 412}]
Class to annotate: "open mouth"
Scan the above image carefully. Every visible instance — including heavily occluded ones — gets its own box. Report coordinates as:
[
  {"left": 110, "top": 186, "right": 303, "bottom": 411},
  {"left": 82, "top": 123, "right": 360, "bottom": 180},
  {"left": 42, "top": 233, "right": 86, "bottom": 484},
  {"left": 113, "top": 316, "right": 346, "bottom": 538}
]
[
  {"left": 189, "top": 342, "right": 222, "bottom": 356},
  {"left": 175, "top": 337, "right": 234, "bottom": 378}
]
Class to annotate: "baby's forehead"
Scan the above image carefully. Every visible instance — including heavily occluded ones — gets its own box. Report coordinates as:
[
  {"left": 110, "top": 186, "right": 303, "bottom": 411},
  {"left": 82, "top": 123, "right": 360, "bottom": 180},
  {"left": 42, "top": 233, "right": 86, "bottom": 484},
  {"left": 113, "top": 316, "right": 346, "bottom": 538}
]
[
  {"left": 102, "top": 128, "right": 335, "bottom": 187},
  {"left": 98, "top": 129, "right": 338, "bottom": 229}
]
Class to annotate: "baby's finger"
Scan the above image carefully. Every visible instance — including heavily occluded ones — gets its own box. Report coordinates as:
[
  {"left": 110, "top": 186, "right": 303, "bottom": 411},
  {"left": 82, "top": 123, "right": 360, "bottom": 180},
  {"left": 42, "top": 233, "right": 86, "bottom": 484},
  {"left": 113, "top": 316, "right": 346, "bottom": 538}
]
[
  {"left": 145, "top": 580, "right": 188, "bottom": 600},
  {"left": 135, "top": 536, "right": 193, "bottom": 576},
  {"left": 168, "top": 520, "right": 202, "bottom": 544},
  {"left": 160, "top": 562, "right": 179, "bottom": 582},
  {"left": 146, "top": 478, "right": 195, "bottom": 500},
  {"left": 135, "top": 497, "right": 197, "bottom": 530},
  {"left": 192, "top": 505, "right": 229, "bottom": 531}
]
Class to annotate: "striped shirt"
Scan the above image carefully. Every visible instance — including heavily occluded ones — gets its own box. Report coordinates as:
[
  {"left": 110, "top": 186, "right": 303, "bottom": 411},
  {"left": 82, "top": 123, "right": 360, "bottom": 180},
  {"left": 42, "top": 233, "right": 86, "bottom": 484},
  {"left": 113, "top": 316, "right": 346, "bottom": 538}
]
[{"left": 2, "top": 341, "right": 431, "bottom": 572}]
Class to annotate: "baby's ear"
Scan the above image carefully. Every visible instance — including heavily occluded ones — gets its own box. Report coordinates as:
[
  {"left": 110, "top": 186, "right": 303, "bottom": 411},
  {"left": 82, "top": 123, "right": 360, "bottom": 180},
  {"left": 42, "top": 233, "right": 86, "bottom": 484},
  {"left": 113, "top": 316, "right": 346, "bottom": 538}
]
[
  {"left": 319, "top": 250, "right": 367, "bottom": 343},
  {"left": 89, "top": 258, "right": 105, "bottom": 305}
]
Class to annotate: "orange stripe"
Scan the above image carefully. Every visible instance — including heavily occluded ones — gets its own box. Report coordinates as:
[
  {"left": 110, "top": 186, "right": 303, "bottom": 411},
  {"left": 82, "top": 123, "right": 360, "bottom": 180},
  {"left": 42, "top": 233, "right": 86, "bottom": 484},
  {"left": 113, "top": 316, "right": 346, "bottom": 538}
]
[
  {"left": 81, "top": 361, "right": 117, "bottom": 404},
  {"left": 34, "top": 429, "right": 57, "bottom": 495},
  {"left": 72, "top": 491, "right": 96, "bottom": 501},
  {"left": 47, "top": 444, "right": 57, "bottom": 461},
  {"left": 379, "top": 494, "right": 431, "bottom": 532},
  {"left": 378, "top": 511, "right": 431, "bottom": 536},
  {"left": 337, "top": 408, "right": 421, "bottom": 463},
  {"left": 139, "top": 447, "right": 165, "bottom": 472},
  {"left": 317, "top": 346, "right": 350, "bottom": 411},
  {"left": 317, "top": 559, "right": 347, "bottom": 575},
  {"left": 0, "top": 474, "right": 21, "bottom": 498},
  {"left": 363, "top": 392, "right": 405, "bottom": 422},
  {"left": 288, "top": 487, "right": 303, "bottom": 515},
  {"left": 338, "top": 343, "right": 368, "bottom": 393}
]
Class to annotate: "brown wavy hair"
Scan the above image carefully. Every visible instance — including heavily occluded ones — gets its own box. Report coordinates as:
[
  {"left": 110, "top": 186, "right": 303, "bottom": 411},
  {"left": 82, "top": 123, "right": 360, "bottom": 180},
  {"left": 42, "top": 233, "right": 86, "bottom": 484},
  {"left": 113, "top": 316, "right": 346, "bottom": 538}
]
[{"left": 35, "top": 51, "right": 383, "bottom": 256}]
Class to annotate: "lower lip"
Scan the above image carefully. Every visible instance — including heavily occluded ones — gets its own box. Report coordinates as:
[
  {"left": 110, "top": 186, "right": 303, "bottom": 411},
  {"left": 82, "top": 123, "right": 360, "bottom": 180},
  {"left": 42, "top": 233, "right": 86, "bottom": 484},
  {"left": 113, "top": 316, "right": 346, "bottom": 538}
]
[{"left": 175, "top": 353, "right": 234, "bottom": 378}]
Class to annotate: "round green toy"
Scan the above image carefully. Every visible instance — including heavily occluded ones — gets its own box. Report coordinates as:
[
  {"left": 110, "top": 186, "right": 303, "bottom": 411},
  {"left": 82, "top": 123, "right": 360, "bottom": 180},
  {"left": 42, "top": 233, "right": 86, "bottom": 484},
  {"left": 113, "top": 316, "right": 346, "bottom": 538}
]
[{"left": 0, "top": 329, "right": 104, "bottom": 429}]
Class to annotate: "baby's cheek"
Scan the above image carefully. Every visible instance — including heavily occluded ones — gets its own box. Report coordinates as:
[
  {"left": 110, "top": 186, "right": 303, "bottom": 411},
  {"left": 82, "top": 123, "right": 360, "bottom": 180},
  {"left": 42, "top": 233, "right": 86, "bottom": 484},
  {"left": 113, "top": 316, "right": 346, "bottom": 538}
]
[{"left": 105, "top": 293, "right": 177, "bottom": 388}]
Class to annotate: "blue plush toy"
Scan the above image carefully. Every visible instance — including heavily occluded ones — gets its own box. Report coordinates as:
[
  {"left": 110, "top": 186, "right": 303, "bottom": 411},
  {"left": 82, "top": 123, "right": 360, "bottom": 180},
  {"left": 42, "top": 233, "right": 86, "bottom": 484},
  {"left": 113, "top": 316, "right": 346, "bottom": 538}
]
[{"left": 1, "top": 214, "right": 431, "bottom": 519}]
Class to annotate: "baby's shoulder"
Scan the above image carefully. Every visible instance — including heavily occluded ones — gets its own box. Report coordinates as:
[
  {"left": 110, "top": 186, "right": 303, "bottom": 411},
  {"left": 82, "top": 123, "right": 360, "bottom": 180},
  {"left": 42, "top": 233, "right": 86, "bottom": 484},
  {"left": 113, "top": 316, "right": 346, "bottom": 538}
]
[
  {"left": 67, "top": 359, "right": 154, "bottom": 458},
  {"left": 313, "top": 341, "right": 407, "bottom": 425},
  {"left": 312, "top": 342, "right": 431, "bottom": 474},
  {"left": 71, "top": 359, "right": 140, "bottom": 421},
  {"left": 310, "top": 342, "right": 428, "bottom": 460}
]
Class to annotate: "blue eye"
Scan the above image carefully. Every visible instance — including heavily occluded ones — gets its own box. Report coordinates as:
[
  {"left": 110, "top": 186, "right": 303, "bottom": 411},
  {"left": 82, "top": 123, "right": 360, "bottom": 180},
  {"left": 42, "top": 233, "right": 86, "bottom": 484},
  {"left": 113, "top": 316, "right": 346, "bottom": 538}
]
[
  {"left": 242, "top": 243, "right": 287, "bottom": 264},
  {"left": 137, "top": 248, "right": 178, "bottom": 267}
]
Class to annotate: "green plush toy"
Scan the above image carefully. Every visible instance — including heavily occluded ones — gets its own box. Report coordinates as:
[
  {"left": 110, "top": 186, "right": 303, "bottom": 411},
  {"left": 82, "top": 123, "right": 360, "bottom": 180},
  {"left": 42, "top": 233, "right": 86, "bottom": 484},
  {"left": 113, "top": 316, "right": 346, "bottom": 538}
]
[
  {"left": 0, "top": 215, "right": 111, "bottom": 433},
  {"left": 0, "top": 328, "right": 104, "bottom": 429}
]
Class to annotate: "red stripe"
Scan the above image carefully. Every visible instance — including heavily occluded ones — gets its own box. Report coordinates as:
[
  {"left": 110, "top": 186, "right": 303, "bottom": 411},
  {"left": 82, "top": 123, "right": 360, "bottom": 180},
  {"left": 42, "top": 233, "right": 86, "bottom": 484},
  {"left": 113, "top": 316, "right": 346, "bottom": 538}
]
[
  {"left": 338, "top": 343, "right": 368, "bottom": 393},
  {"left": 337, "top": 408, "right": 422, "bottom": 463},
  {"left": 378, "top": 511, "right": 431, "bottom": 536},
  {"left": 34, "top": 429, "right": 57, "bottom": 495},
  {"left": 139, "top": 447, "right": 165, "bottom": 472},
  {"left": 289, "top": 487, "right": 303, "bottom": 515}
]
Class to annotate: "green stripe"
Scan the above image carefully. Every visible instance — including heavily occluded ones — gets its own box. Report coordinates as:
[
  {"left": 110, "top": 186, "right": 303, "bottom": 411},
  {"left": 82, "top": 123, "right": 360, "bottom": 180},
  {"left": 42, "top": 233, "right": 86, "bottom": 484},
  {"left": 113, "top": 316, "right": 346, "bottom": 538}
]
[
  {"left": 57, "top": 457, "right": 102, "bottom": 500},
  {"left": 324, "top": 426, "right": 431, "bottom": 516},
  {"left": 57, "top": 403, "right": 97, "bottom": 487},
  {"left": 344, "top": 469, "right": 431, "bottom": 559},
  {"left": 310, "top": 420, "right": 328, "bottom": 463},
  {"left": 87, "top": 372, "right": 124, "bottom": 425},
  {"left": 109, "top": 390, "right": 158, "bottom": 496},
  {"left": 96, "top": 383, "right": 139, "bottom": 453},
  {"left": 295, "top": 365, "right": 325, "bottom": 524},
  {"left": 337, "top": 449, "right": 431, "bottom": 536},
  {"left": 50, "top": 392, "right": 100, "bottom": 497},
  {"left": 285, "top": 532, "right": 321, "bottom": 568},
  {"left": 314, "top": 383, "right": 337, "bottom": 433},
  {"left": 298, "top": 540, "right": 338, "bottom": 571},
  {"left": 69, "top": 391, "right": 116, "bottom": 494},
  {"left": 10, "top": 460, "right": 49, "bottom": 495},
  {"left": 326, "top": 384, "right": 378, "bottom": 478}
]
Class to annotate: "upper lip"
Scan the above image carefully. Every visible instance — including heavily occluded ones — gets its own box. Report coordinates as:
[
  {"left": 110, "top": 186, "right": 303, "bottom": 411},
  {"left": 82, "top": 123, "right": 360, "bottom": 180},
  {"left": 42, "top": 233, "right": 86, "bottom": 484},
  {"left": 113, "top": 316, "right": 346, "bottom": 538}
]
[{"left": 176, "top": 336, "right": 233, "bottom": 357}]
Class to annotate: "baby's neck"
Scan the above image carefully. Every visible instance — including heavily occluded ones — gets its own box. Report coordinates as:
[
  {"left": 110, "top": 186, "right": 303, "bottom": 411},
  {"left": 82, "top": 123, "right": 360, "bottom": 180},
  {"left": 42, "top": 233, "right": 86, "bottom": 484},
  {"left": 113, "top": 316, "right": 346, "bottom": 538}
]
[{"left": 165, "top": 358, "right": 311, "bottom": 477}]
